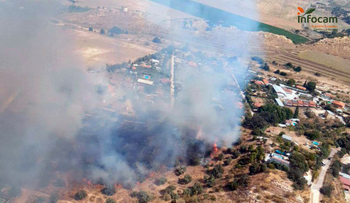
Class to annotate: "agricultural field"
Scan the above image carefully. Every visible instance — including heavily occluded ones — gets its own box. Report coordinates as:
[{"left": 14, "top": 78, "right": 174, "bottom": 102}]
[
  {"left": 151, "top": 0, "right": 309, "bottom": 44},
  {"left": 299, "top": 50, "right": 350, "bottom": 74}
]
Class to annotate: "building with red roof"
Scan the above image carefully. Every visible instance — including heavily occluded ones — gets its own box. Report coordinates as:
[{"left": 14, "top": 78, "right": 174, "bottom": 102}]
[
  {"left": 262, "top": 79, "right": 269, "bottom": 85},
  {"left": 333, "top": 101, "right": 345, "bottom": 109},
  {"left": 325, "top": 93, "right": 336, "bottom": 99},
  {"left": 254, "top": 81, "right": 264, "bottom": 85},
  {"left": 296, "top": 85, "right": 307, "bottom": 91},
  {"left": 340, "top": 176, "right": 350, "bottom": 190}
]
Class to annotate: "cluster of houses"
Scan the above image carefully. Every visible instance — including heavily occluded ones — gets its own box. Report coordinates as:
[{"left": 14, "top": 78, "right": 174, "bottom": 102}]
[{"left": 251, "top": 76, "right": 350, "bottom": 126}]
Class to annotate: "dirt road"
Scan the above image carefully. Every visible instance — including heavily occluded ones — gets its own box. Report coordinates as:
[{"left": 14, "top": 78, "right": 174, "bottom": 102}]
[{"left": 310, "top": 148, "right": 338, "bottom": 203}]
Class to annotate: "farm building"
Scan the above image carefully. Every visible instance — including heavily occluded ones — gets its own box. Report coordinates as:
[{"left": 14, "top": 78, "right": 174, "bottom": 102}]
[
  {"left": 269, "top": 156, "right": 290, "bottom": 167},
  {"left": 272, "top": 85, "right": 287, "bottom": 97},
  {"left": 282, "top": 134, "right": 292, "bottom": 142},
  {"left": 275, "top": 98, "right": 284, "bottom": 107}
]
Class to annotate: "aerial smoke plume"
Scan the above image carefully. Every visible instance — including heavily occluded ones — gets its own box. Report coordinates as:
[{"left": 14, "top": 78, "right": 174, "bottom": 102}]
[
  {"left": 0, "top": 0, "right": 260, "bottom": 191},
  {"left": 0, "top": 0, "right": 101, "bottom": 188}
]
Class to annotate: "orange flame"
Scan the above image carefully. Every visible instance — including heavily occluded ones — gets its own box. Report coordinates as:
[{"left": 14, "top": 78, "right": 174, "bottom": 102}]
[{"left": 210, "top": 142, "right": 218, "bottom": 158}]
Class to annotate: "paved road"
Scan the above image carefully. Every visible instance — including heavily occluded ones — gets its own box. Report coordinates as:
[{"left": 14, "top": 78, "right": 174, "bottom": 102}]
[{"left": 310, "top": 148, "right": 338, "bottom": 203}]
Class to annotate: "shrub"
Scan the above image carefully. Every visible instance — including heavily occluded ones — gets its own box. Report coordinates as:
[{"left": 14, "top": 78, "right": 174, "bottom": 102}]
[
  {"left": 280, "top": 72, "right": 287, "bottom": 76},
  {"left": 74, "top": 190, "right": 87, "bottom": 200},
  {"left": 100, "top": 29, "right": 106, "bottom": 34},
  {"left": 155, "top": 177, "right": 167, "bottom": 185},
  {"left": 320, "top": 185, "right": 333, "bottom": 197},
  {"left": 236, "top": 174, "right": 250, "bottom": 187},
  {"left": 101, "top": 187, "right": 116, "bottom": 196},
  {"left": 224, "top": 157, "right": 232, "bottom": 166},
  {"left": 175, "top": 166, "right": 186, "bottom": 176},
  {"left": 227, "top": 181, "right": 238, "bottom": 191},
  {"left": 106, "top": 198, "right": 116, "bottom": 203},
  {"left": 136, "top": 191, "right": 153, "bottom": 203},
  {"left": 211, "top": 164, "right": 224, "bottom": 178},
  {"left": 294, "top": 66, "right": 302, "bottom": 72},
  {"left": 205, "top": 175, "right": 216, "bottom": 187},
  {"left": 218, "top": 153, "right": 224, "bottom": 160},
  {"left": 274, "top": 69, "right": 280, "bottom": 74},
  {"left": 89, "top": 27, "right": 93, "bottom": 31}
]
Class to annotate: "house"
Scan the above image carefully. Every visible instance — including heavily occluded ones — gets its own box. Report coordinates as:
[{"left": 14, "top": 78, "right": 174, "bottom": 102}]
[
  {"left": 269, "top": 156, "right": 290, "bottom": 167},
  {"left": 333, "top": 101, "right": 345, "bottom": 109},
  {"left": 254, "top": 81, "right": 264, "bottom": 85},
  {"left": 282, "top": 134, "right": 293, "bottom": 142},
  {"left": 262, "top": 79, "right": 269, "bottom": 85}
]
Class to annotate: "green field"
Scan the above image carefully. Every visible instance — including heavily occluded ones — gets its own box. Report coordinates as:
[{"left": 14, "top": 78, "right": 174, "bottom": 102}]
[{"left": 150, "top": 0, "right": 309, "bottom": 44}]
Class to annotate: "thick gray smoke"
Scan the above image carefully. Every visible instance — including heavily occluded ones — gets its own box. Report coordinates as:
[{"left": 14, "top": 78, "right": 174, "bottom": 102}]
[
  {"left": 0, "top": 0, "right": 260, "bottom": 192},
  {"left": 0, "top": 0, "right": 101, "bottom": 188}
]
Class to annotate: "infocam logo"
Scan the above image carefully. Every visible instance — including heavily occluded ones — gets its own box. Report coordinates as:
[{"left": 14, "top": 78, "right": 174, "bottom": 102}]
[{"left": 297, "top": 7, "right": 338, "bottom": 25}]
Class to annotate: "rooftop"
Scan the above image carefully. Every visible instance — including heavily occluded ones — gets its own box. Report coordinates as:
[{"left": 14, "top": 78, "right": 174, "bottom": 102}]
[{"left": 282, "top": 134, "right": 292, "bottom": 141}]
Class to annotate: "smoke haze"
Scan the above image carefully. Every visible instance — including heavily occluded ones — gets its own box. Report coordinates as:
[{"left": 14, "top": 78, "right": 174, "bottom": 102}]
[{"left": 0, "top": 0, "right": 260, "bottom": 190}]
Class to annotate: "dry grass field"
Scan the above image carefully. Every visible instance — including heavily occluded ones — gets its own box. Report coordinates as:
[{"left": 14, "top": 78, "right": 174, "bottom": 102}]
[{"left": 70, "top": 29, "right": 157, "bottom": 67}]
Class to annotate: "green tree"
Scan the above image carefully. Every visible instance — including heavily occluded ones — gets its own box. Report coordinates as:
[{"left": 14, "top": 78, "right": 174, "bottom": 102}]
[
  {"left": 320, "top": 185, "right": 333, "bottom": 197},
  {"left": 294, "top": 106, "right": 299, "bottom": 118},
  {"left": 294, "top": 66, "right": 302, "bottom": 72},
  {"left": 89, "top": 27, "right": 93, "bottom": 31},
  {"left": 100, "top": 29, "right": 106, "bottom": 34},
  {"left": 304, "top": 81, "right": 316, "bottom": 92}
]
